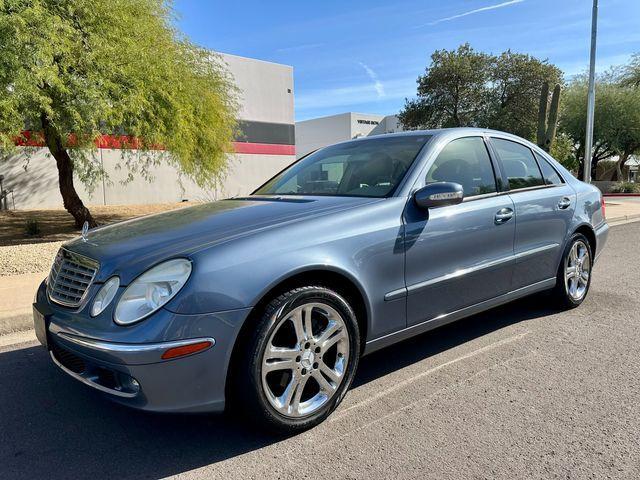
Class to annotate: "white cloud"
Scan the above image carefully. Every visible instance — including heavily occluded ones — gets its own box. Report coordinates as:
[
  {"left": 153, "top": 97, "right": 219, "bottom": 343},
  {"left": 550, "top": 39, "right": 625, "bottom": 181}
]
[
  {"left": 419, "top": 0, "right": 525, "bottom": 27},
  {"left": 358, "top": 62, "right": 385, "bottom": 98}
]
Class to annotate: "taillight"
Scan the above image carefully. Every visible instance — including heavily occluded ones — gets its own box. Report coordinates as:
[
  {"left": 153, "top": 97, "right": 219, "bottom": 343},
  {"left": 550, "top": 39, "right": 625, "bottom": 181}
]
[{"left": 601, "top": 195, "right": 606, "bottom": 219}]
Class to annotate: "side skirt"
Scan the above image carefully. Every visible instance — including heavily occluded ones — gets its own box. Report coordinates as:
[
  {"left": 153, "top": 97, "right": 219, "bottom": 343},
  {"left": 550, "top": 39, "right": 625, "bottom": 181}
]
[{"left": 363, "top": 277, "right": 556, "bottom": 355}]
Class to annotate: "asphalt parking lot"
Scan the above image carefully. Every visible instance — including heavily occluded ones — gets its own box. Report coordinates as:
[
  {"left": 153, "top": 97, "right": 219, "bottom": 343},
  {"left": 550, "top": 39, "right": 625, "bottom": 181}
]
[{"left": 1, "top": 222, "right": 639, "bottom": 480}]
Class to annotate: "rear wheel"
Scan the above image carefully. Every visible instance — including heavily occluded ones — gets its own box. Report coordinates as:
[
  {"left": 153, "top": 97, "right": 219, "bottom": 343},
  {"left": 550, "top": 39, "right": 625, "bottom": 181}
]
[
  {"left": 552, "top": 233, "right": 592, "bottom": 308},
  {"left": 234, "top": 286, "right": 360, "bottom": 432}
]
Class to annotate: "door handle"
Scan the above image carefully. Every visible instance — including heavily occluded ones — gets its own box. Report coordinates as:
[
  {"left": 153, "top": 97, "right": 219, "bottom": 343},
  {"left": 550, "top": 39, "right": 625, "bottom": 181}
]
[
  {"left": 557, "top": 197, "right": 571, "bottom": 209},
  {"left": 495, "top": 207, "right": 514, "bottom": 224}
]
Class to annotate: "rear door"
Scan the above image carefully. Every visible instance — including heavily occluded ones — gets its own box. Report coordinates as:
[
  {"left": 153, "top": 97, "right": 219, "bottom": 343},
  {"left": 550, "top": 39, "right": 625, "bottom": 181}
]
[
  {"left": 404, "top": 136, "right": 516, "bottom": 326},
  {"left": 488, "top": 137, "right": 576, "bottom": 289}
]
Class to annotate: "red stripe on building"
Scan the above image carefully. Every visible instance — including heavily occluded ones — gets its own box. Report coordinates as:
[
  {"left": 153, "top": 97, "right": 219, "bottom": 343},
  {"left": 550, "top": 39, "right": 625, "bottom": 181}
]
[
  {"left": 232, "top": 142, "right": 295, "bottom": 155},
  {"left": 14, "top": 131, "right": 294, "bottom": 156}
]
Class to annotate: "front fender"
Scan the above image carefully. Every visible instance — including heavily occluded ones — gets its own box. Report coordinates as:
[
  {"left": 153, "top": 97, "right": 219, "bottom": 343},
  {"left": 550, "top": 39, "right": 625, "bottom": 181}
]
[{"left": 166, "top": 198, "right": 409, "bottom": 340}]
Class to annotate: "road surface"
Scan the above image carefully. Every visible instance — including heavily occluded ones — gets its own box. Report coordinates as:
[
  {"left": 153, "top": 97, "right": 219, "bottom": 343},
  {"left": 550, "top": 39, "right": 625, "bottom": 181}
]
[{"left": 1, "top": 223, "right": 639, "bottom": 479}]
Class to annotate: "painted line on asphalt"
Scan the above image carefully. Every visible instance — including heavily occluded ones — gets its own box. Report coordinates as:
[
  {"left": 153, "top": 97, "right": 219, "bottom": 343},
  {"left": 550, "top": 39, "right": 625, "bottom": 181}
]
[
  {"left": 320, "top": 349, "right": 537, "bottom": 447},
  {"left": 331, "top": 330, "right": 531, "bottom": 421},
  {"left": 0, "top": 329, "right": 37, "bottom": 349}
]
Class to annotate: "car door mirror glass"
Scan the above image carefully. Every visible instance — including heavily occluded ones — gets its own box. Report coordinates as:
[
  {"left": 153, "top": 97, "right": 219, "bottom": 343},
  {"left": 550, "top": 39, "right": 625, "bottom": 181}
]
[{"left": 414, "top": 182, "right": 464, "bottom": 209}]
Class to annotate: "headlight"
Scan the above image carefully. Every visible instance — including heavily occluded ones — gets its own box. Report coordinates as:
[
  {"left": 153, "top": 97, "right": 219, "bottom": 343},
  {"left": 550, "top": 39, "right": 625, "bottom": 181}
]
[
  {"left": 114, "top": 259, "right": 192, "bottom": 325},
  {"left": 91, "top": 276, "right": 120, "bottom": 317}
]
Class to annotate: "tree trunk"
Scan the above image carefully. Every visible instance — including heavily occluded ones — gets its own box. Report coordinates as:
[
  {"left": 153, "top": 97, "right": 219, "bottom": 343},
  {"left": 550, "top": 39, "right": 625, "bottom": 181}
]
[
  {"left": 41, "top": 114, "right": 97, "bottom": 228},
  {"left": 612, "top": 152, "right": 629, "bottom": 182}
]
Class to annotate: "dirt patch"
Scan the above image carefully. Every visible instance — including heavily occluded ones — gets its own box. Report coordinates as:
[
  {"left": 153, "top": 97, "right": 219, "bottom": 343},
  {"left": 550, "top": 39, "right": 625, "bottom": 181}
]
[{"left": 0, "top": 202, "right": 195, "bottom": 247}]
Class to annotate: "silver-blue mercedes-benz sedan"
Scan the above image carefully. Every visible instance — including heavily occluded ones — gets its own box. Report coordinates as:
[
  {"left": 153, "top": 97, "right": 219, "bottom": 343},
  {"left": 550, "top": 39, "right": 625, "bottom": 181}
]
[{"left": 33, "top": 128, "right": 608, "bottom": 431}]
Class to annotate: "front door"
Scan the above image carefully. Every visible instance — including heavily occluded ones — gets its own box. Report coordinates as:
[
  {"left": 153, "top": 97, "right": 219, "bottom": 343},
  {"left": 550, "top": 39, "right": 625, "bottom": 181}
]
[{"left": 404, "top": 136, "right": 516, "bottom": 326}]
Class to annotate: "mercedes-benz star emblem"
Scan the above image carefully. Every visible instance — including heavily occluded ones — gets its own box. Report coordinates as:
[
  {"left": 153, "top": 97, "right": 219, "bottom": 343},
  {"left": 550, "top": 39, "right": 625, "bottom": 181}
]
[{"left": 81, "top": 221, "right": 89, "bottom": 242}]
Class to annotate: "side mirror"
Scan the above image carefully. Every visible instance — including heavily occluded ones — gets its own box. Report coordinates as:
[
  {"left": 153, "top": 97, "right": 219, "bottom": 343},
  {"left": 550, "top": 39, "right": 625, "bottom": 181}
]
[{"left": 414, "top": 182, "right": 464, "bottom": 209}]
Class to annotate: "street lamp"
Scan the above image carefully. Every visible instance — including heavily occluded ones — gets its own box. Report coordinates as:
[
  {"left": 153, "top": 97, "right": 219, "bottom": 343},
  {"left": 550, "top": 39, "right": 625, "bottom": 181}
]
[{"left": 583, "top": 0, "right": 598, "bottom": 183}]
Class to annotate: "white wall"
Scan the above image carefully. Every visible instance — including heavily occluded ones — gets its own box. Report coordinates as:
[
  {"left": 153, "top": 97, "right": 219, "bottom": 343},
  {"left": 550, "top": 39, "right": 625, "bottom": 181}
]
[
  {"left": 221, "top": 53, "right": 294, "bottom": 124},
  {"left": 0, "top": 148, "right": 294, "bottom": 209},
  {"left": 295, "top": 112, "right": 404, "bottom": 158},
  {"left": 295, "top": 113, "right": 352, "bottom": 158}
]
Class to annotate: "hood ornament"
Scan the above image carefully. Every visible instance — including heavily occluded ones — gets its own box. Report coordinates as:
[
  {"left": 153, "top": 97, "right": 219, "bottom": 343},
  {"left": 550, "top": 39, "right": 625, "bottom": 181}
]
[{"left": 81, "top": 221, "right": 89, "bottom": 242}]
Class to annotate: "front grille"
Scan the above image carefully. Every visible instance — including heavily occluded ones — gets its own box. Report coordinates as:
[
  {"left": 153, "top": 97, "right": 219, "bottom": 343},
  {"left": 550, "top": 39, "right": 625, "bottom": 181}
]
[
  {"left": 50, "top": 342, "right": 86, "bottom": 374},
  {"left": 47, "top": 249, "right": 99, "bottom": 307}
]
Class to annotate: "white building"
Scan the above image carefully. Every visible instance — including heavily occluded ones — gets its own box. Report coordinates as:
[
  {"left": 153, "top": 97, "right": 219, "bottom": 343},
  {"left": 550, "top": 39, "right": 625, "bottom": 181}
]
[
  {"left": 295, "top": 112, "right": 403, "bottom": 158},
  {"left": 0, "top": 53, "right": 295, "bottom": 209}
]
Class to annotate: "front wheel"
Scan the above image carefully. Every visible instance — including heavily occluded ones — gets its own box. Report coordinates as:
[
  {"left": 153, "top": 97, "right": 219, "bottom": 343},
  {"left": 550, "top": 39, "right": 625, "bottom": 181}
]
[
  {"left": 552, "top": 233, "right": 593, "bottom": 308},
  {"left": 234, "top": 286, "right": 360, "bottom": 432}
]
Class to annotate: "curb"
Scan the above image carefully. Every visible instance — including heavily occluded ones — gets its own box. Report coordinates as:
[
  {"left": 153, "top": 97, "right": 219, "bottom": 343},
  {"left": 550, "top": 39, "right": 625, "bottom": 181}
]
[
  {"left": 607, "top": 215, "right": 640, "bottom": 227},
  {"left": 0, "top": 329, "right": 36, "bottom": 348},
  {"left": 0, "top": 311, "right": 33, "bottom": 337},
  {"left": 604, "top": 193, "right": 640, "bottom": 197}
]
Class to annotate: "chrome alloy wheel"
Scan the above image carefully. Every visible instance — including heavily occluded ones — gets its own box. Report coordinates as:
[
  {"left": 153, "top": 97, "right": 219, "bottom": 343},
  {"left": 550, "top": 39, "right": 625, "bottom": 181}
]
[
  {"left": 261, "top": 302, "right": 350, "bottom": 418},
  {"left": 565, "top": 240, "right": 591, "bottom": 301}
]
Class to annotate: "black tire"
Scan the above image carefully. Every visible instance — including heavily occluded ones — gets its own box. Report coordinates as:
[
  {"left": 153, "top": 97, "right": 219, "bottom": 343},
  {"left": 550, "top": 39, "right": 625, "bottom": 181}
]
[
  {"left": 551, "top": 232, "right": 593, "bottom": 309},
  {"left": 233, "top": 286, "right": 360, "bottom": 433}
]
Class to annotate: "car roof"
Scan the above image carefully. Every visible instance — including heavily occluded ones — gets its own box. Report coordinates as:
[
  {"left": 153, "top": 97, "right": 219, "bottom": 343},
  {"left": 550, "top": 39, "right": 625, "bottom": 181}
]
[{"left": 337, "top": 127, "right": 530, "bottom": 145}]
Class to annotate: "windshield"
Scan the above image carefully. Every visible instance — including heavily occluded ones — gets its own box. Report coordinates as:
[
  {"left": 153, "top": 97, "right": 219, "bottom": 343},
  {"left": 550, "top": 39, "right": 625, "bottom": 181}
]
[{"left": 253, "top": 135, "right": 432, "bottom": 198}]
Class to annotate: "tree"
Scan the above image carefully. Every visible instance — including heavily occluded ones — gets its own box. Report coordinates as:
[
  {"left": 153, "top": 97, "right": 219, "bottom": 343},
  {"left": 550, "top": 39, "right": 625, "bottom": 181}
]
[
  {"left": 621, "top": 53, "right": 640, "bottom": 88},
  {"left": 0, "top": 0, "right": 237, "bottom": 227},
  {"left": 559, "top": 73, "right": 640, "bottom": 180},
  {"left": 399, "top": 44, "right": 562, "bottom": 140},
  {"left": 487, "top": 51, "right": 562, "bottom": 140},
  {"left": 399, "top": 44, "right": 492, "bottom": 129}
]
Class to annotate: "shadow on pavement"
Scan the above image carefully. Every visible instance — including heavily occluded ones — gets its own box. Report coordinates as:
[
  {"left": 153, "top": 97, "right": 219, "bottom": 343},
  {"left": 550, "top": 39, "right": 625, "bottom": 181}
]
[{"left": 0, "top": 294, "right": 558, "bottom": 479}]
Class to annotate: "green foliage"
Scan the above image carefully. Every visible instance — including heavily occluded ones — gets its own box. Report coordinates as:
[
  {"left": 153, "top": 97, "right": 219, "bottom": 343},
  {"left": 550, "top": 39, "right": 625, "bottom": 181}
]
[
  {"left": 610, "top": 182, "right": 640, "bottom": 194},
  {"left": 0, "top": 0, "right": 238, "bottom": 189},
  {"left": 621, "top": 53, "right": 640, "bottom": 88},
  {"left": 399, "top": 44, "right": 562, "bottom": 140},
  {"left": 550, "top": 133, "right": 577, "bottom": 172},
  {"left": 486, "top": 51, "right": 562, "bottom": 139},
  {"left": 559, "top": 72, "right": 640, "bottom": 175},
  {"left": 399, "top": 44, "right": 492, "bottom": 129},
  {"left": 24, "top": 218, "right": 41, "bottom": 236}
]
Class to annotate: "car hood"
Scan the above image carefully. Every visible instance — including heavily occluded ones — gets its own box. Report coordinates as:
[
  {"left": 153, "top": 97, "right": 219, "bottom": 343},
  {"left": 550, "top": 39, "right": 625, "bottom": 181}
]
[{"left": 64, "top": 196, "right": 379, "bottom": 284}]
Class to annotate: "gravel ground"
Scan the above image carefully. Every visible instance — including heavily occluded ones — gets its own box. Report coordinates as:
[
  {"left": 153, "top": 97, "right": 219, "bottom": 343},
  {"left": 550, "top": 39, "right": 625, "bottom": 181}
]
[
  {"left": 0, "top": 241, "right": 62, "bottom": 276},
  {"left": 0, "top": 222, "right": 638, "bottom": 479}
]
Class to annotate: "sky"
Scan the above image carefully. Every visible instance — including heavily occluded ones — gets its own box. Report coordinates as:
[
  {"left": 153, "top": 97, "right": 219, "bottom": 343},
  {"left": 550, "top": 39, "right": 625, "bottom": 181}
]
[{"left": 173, "top": 0, "right": 640, "bottom": 121}]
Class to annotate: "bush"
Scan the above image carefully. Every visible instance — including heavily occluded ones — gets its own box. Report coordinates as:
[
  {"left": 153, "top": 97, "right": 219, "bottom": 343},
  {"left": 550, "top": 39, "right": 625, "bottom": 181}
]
[
  {"left": 24, "top": 219, "right": 41, "bottom": 236},
  {"left": 610, "top": 182, "right": 640, "bottom": 193}
]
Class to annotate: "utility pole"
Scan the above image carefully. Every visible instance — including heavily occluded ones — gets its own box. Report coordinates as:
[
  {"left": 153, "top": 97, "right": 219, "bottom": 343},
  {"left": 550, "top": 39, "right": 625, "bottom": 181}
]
[{"left": 583, "top": 0, "right": 598, "bottom": 182}]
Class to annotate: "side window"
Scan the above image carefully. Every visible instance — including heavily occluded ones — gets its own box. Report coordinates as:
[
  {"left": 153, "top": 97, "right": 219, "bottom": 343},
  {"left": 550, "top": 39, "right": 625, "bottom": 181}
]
[
  {"left": 491, "top": 138, "right": 544, "bottom": 190},
  {"left": 534, "top": 153, "right": 564, "bottom": 185},
  {"left": 426, "top": 137, "right": 497, "bottom": 198}
]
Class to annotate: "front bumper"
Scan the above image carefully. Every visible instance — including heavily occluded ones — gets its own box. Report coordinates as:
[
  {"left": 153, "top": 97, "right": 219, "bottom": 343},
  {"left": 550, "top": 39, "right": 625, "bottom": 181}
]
[{"left": 35, "top": 281, "right": 252, "bottom": 413}]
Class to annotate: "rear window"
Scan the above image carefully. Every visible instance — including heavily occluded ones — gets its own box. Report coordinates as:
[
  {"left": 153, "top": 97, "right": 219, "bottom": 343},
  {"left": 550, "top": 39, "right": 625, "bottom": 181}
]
[
  {"left": 535, "top": 152, "right": 564, "bottom": 185},
  {"left": 491, "top": 138, "right": 544, "bottom": 190}
]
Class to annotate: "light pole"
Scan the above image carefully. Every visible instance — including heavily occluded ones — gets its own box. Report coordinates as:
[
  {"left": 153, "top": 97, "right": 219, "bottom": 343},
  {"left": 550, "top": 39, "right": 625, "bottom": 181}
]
[{"left": 583, "top": 0, "right": 598, "bottom": 183}]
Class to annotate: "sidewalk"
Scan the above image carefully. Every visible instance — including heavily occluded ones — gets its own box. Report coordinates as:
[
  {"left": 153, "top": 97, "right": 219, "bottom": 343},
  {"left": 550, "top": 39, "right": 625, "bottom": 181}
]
[
  {"left": 1, "top": 200, "right": 639, "bottom": 337},
  {"left": 0, "top": 272, "right": 46, "bottom": 335}
]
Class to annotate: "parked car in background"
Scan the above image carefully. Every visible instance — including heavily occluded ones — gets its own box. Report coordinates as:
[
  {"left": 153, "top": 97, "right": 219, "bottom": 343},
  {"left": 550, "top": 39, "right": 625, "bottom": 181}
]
[{"left": 33, "top": 128, "right": 608, "bottom": 431}]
